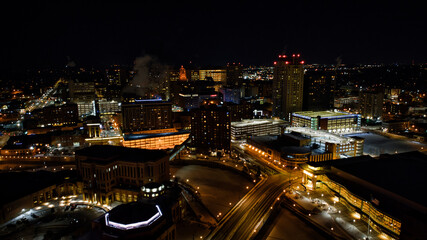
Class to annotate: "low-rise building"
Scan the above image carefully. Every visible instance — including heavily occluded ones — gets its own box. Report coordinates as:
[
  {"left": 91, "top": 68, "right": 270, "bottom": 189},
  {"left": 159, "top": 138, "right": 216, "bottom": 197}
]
[
  {"left": 291, "top": 111, "right": 361, "bottom": 133},
  {"left": 231, "top": 119, "right": 285, "bottom": 140},
  {"left": 300, "top": 151, "right": 427, "bottom": 240},
  {"left": 246, "top": 134, "right": 333, "bottom": 167},
  {"left": 123, "top": 129, "right": 190, "bottom": 150},
  {"left": 0, "top": 171, "right": 81, "bottom": 224},
  {"left": 75, "top": 145, "right": 170, "bottom": 205},
  {"left": 382, "top": 120, "right": 409, "bottom": 133}
]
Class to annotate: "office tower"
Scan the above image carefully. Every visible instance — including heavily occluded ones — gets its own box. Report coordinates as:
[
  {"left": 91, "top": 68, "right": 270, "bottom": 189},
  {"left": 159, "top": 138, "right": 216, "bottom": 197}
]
[
  {"left": 121, "top": 100, "right": 172, "bottom": 133},
  {"left": 303, "top": 71, "right": 335, "bottom": 111},
  {"left": 272, "top": 54, "right": 304, "bottom": 120},
  {"left": 359, "top": 90, "right": 384, "bottom": 121},
  {"left": 226, "top": 62, "right": 243, "bottom": 86},
  {"left": 190, "top": 105, "right": 231, "bottom": 151}
]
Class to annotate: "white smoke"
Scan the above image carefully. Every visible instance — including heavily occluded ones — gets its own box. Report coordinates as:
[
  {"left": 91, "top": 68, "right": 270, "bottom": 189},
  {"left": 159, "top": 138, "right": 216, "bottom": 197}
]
[{"left": 124, "top": 55, "right": 168, "bottom": 98}]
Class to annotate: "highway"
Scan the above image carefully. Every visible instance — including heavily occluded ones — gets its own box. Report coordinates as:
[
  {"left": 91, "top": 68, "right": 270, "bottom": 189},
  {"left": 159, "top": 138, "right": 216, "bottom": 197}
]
[{"left": 206, "top": 174, "right": 290, "bottom": 240}]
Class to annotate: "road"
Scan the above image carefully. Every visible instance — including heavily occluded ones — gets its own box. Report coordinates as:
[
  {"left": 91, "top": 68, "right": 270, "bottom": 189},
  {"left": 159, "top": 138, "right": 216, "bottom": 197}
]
[
  {"left": 232, "top": 142, "right": 279, "bottom": 176},
  {"left": 206, "top": 174, "right": 289, "bottom": 240}
]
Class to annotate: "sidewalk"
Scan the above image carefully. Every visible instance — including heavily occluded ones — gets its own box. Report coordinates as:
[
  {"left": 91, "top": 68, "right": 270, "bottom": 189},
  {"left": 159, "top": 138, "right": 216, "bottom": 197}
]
[{"left": 284, "top": 188, "right": 384, "bottom": 240}]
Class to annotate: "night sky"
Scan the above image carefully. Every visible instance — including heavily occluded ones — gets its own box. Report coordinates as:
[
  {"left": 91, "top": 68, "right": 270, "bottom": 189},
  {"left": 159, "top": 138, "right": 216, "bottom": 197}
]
[{"left": 1, "top": 1, "right": 426, "bottom": 71}]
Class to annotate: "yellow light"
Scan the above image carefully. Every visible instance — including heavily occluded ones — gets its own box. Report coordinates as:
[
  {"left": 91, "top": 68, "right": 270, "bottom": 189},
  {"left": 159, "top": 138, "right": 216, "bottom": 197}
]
[
  {"left": 303, "top": 170, "right": 313, "bottom": 177},
  {"left": 352, "top": 212, "right": 361, "bottom": 219}
]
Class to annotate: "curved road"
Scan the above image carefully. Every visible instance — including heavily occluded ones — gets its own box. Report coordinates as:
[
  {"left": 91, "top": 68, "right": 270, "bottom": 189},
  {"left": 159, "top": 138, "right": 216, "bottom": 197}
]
[{"left": 206, "top": 174, "right": 290, "bottom": 240}]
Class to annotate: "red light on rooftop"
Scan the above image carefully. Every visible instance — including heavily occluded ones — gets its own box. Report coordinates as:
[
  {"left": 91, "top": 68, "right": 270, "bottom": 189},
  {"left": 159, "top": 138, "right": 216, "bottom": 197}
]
[
  {"left": 278, "top": 55, "right": 282, "bottom": 58},
  {"left": 283, "top": 55, "right": 286, "bottom": 58},
  {"left": 285, "top": 61, "right": 289, "bottom": 64},
  {"left": 292, "top": 54, "right": 295, "bottom": 57},
  {"left": 301, "top": 61, "right": 305, "bottom": 64},
  {"left": 274, "top": 61, "right": 277, "bottom": 65},
  {"left": 297, "top": 54, "right": 300, "bottom": 57}
]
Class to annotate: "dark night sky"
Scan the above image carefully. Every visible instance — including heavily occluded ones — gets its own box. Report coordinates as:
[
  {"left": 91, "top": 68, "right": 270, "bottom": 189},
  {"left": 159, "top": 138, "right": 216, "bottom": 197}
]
[{"left": 1, "top": 1, "right": 425, "bottom": 71}]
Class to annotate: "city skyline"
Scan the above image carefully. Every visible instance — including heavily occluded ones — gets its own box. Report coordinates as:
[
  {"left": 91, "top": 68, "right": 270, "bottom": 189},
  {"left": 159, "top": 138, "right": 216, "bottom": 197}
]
[{"left": 0, "top": 2, "right": 426, "bottom": 240}]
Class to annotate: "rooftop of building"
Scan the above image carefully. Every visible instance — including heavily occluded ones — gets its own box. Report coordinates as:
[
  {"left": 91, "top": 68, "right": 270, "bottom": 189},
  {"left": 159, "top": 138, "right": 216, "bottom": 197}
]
[
  {"left": 121, "top": 99, "right": 171, "bottom": 106},
  {"left": 308, "top": 151, "right": 427, "bottom": 211},
  {"left": 0, "top": 170, "right": 77, "bottom": 206},
  {"left": 231, "top": 118, "right": 285, "bottom": 127},
  {"left": 107, "top": 202, "right": 161, "bottom": 226},
  {"left": 250, "top": 135, "right": 322, "bottom": 155},
  {"left": 292, "top": 111, "right": 358, "bottom": 118},
  {"left": 281, "top": 132, "right": 310, "bottom": 141},
  {"left": 75, "top": 145, "right": 168, "bottom": 164},
  {"left": 280, "top": 146, "right": 311, "bottom": 154}
]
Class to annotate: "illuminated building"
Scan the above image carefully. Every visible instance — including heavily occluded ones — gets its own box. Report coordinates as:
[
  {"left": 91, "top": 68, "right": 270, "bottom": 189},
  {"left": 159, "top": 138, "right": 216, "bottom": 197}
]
[
  {"left": 75, "top": 101, "right": 96, "bottom": 118},
  {"left": 31, "top": 103, "right": 79, "bottom": 127},
  {"left": 68, "top": 79, "right": 96, "bottom": 102},
  {"left": 291, "top": 111, "right": 361, "bottom": 133},
  {"left": 121, "top": 100, "right": 172, "bottom": 133},
  {"left": 333, "top": 96, "right": 359, "bottom": 109},
  {"left": 87, "top": 123, "right": 101, "bottom": 138},
  {"left": 199, "top": 69, "right": 227, "bottom": 83},
  {"left": 93, "top": 180, "right": 184, "bottom": 240},
  {"left": 272, "top": 54, "right": 304, "bottom": 120},
  {"left": 178, "top": 65, "right": 187, "bottom": 81},
  {"left": 75, "top": 145, "right": 170, "bottom": 204},
  {"left": 300, "top": 151, "right": 427, "bottom": 240},
  {"left": 359, "top": 90, "right": 384, "bottom": 121},
  {"left": 123, "top": 130, "right": 190, "bottom": 150},
  {"left": 191, "top": 105, "right": 231, "bottom": 151},
  {"left": 246, "top": 135, "right": 333, "bottom": 167},
  {"left": 97, "top": 99, "right": 121, "bottom": 115},
  {"left": 95, "top": 202, "right": 176, "bottom": 240},
  {"left": 231, "top": 119, "right": 285, "bottom": 140},
  {"left": 68, "top": 77, "right": 98, "bottom": 117},
  {"left": 286, "top": 127, "right": 364, "bottom": 159}
]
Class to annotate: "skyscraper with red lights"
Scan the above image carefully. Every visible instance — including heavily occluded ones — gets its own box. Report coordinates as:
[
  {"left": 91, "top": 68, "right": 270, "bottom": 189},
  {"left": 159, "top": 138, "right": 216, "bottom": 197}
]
[{"left": 272, "top": 54, "right": 304, "bottom": 120}]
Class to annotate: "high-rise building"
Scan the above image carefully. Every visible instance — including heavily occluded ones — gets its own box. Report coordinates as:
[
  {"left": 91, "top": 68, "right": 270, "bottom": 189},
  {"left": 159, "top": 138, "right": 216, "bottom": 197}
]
[
  {"left": 359, "top": 90, "right": 384, "bottom": 121},
  {"left": 303, "top": 71, "right": 335, "bottom": 111},
  {"left": 226, "top": 63, "right": 243, "bottom": 86},
  {"left": 190, "top": 105, "right": 231, "bottom": 151},
  {"left": 272, "top": 54, "right": 304, "bottom": 120},
  {"left": 121, "top": 100, "right": 172, "bottom": 133}
]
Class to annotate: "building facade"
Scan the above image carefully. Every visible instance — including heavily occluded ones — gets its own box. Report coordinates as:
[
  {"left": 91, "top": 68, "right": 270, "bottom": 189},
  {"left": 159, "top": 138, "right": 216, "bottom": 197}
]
[
  {"left": 123, "top": 130, "right": 190, "bottom": 150},
  {"left": 75, "top": 145, "right": 170, "bottom": 205},
  {"left": 359, "top": 91, "right": 384, "bottom": 121},
  {"left": 272, "top": 54, "right": 304, "bottom": 120},
  {"left": 300, "top": 152, "right": 427, "bottom": 240},
  {"left": 190, "top": 105, "right": 231, "bottom": 151},
  {"left": 121, "top": 100, "right": 172, "bottom": 133},
  {"left": 231, "top": 119, "right": 285, "bottom": 140},
  {"left": 303, "top": 71, "right": 335, "bottom": 111},
  {"left": 291, "top": 111, "right": 361, "bottom": 133}
]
